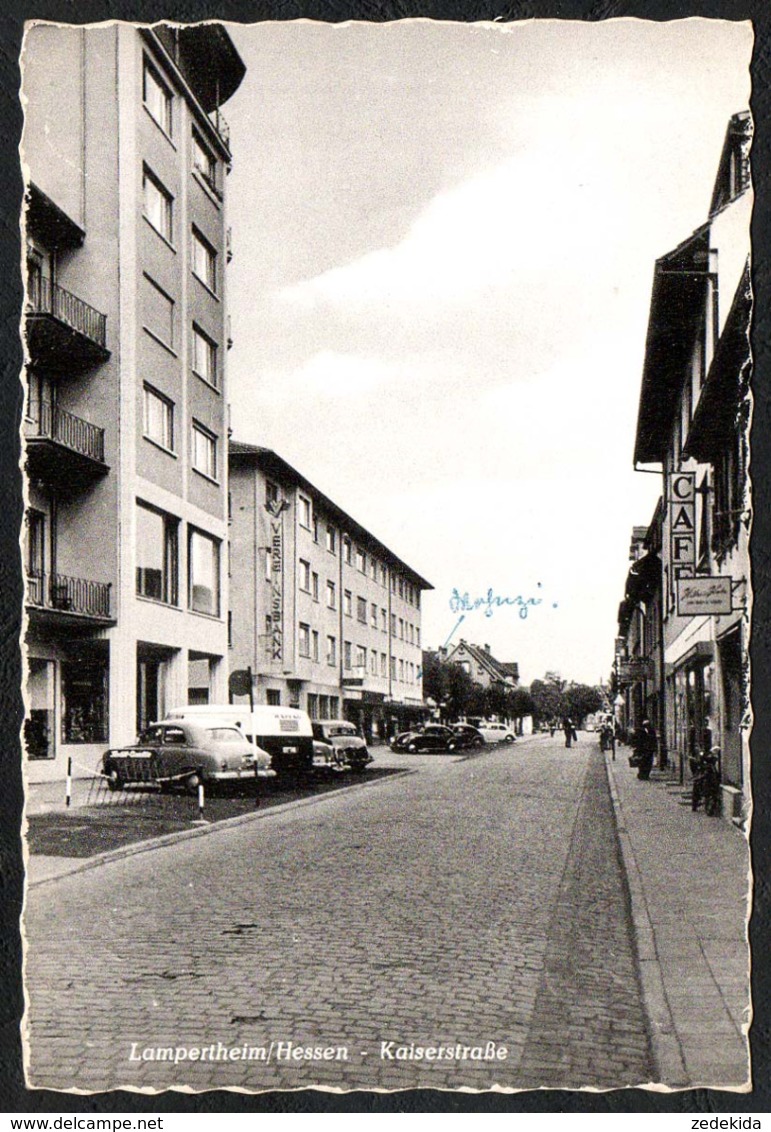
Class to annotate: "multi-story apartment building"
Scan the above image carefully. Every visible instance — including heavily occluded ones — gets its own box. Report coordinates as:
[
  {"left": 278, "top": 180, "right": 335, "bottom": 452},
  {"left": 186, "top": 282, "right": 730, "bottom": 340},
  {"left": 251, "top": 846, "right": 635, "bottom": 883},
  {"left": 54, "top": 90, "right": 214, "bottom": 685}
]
[
  {"left": 22, "top": 24, "right": 245, "bottom": 781},
  {"left": 229, "top": 443, "right": 432, "bottom": 740},
  {"left": 615, "top": 514, "right": 664, "bottom": 750},
  {"left": 630, "top": 110, "right": 751, "bottom": 817}
]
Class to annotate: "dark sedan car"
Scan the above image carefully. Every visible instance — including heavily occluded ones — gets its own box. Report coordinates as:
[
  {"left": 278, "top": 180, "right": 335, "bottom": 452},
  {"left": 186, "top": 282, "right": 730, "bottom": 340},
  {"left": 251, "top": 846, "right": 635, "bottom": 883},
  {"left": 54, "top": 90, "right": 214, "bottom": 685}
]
[
  {"left": 390, "top": 725, "right": 459, "bottom": 753},
  {"left": 451, "top": 723, "right": 485, "bottom": 749},
  {"left": 102, "top": 720, "right": 274, "bottom": 794},
  {"left": 311, "top": 720, "right": 373, "bottom": 773}
]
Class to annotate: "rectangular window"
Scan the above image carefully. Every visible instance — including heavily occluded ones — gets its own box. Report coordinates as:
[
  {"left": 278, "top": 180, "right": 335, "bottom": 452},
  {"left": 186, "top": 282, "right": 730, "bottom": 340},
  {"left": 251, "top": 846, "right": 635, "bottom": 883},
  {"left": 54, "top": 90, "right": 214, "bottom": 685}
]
[
  {"left": 326, "top": 526, "right": 337, "bottom": 554},
  {"left": 62, "top": 658, "right": 109, "bottom": 744},
  {"left": 192, "top": 131, "right": 218, "bottom": 195},
  {"left": 191, "top": 324, "right": 218, "bottom": 388},
  {"left": 390, "top": 656, "right": 396, "bottom": 680},
  {"left": 399, "top": 578, "right": 404, "bottom": 598},
  {"left": 299, "top": 559, "right": 311, "bottom": 592},
  {"left": 370, "top": 649, "right": 378, "bottom": 675},
  {"left": 298, "top": 496, "right": 311, "bottom": 529},
  {"left": 371, "top": 557, "right": 378, "bottom": 581},
  {"left": 191, "top": 421, "right": 218, "bottom": 480},
  {"left": 381, "top": 609, "right": 387, "bottom": 633},
  {"left": 266, "top": 689, "right": 281, "bottom": 706},
  {"left": 143, "top": 58, "right": 172, "bottom": 136},
  {"left": 143, "top": 384, "right": 174, "bottom": 451},
  {"left": 344, "top": 590, "right": 352, "bottom": 617},
  {"left": 370, "top": 602, "right": 378, "bottom": 628},
  {"left": 192, "top": 227, "right": 217, "bottom": 293},
  {"left": 312, "top": 630, "right": 320, "bottom": 662},
  {"left": 142, "top": 274, "right": 174, "bottom": 348},
  {"left": 326, "top": 636, "right": 337, "bottom": 667},
  {"left": 357, "top": 597, "right": 367, "bottom": 624},
  {"left": 381, "top": 564, "right": 388, "bottom": 587},
  {"left": 188, "top": 527, "right": 221, "bottom": 616},
  {"left": 399, "top": 659, "right": 404, "bottom": 680},
  {"left": 380, "top": 653, "right": 387, "bottom": 677},
  {"left": 343, "top": 537, "right": 353, "bottom": 565},
  {"left": 313, "top": 515, "right": 319, "bottom": 543},
  {"left": 299, "top": 623, "right": 311, "bottom": 658},
  {"left": 416, "top": 627, "right": 420, "bottom": 647},
  {"left": 326, "top": 580, "right": 336, "bottom": 609},
  {"left": 391, "top": 613, "right": 397, "bottom": 635},
  {"left": 312, "top": 572, "right": 319, "bottom": 601},
  {"left": 356, "top": 645, "right": 367, "bottom": 669},
  {"left": 136, "top": 501, "right": 178, "bottom": 605},
  {"left": 143, "top": 167, "right": 173, "bottom": 242},
  {"left": 399, "top": 618, "right": 404, "bottom": 640},
  {"left": 356, "top": 547, "right": 366, "bottom": 573},
  {"left": 344, "top": 641, "right": 352, "bottom": 669}
]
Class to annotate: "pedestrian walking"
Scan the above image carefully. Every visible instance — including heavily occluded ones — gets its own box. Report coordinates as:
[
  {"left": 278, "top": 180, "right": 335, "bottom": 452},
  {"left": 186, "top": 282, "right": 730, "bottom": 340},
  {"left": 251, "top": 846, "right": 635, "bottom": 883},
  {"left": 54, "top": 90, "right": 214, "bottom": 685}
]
[
  {"left": 563, "top": 716, "right": 574, "bottom": 749},
  {"left": 633, "top": 719, "right": 657, "bottom": 780}
]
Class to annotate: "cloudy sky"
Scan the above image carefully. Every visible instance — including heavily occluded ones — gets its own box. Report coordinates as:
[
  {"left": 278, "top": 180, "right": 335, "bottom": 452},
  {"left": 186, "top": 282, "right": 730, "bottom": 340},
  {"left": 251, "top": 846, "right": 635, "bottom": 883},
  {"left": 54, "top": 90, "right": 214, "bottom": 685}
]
[{"left": 224, "top": 18, "right": 752, "bottom": 685}]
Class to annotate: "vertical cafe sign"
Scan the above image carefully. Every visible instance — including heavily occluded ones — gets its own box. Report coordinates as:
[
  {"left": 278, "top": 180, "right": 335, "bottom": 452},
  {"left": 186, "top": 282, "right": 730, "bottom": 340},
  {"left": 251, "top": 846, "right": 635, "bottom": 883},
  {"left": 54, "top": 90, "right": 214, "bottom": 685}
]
[
  {"left": 669, "top": 472, "right": 695, "bottom": 580},
  {"left": 266, "top": 498, "right": 288, "bottom": 664}
]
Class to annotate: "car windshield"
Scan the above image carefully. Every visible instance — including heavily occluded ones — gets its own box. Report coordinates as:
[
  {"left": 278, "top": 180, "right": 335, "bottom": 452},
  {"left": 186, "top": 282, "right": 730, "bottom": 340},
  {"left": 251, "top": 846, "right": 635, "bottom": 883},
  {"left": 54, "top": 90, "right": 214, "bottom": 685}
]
[
  {"left": 207, "top": 727, "right": 246, "bottom": 743},
  {"left": 327, "top": 725, "right": 357, "bottom": 737}
]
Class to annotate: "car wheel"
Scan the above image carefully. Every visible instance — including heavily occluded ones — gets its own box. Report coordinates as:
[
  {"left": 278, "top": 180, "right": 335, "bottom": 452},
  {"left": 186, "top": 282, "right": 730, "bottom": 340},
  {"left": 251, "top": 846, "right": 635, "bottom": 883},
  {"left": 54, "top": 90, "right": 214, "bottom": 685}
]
[
  {"left": 185, "top": 772, "right": 202, "bottom": 796},
  {"left": 106, "top": 769, "right": 124, "bottom": 792}
]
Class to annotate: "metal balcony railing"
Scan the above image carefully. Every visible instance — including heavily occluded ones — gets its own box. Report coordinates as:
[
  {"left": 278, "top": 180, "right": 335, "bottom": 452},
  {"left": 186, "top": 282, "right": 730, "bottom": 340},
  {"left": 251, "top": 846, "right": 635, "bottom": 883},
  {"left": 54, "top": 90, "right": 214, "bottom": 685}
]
[
  {"left": 27, "top": 572, "right": 112, "bottom": 618},
  {"left": 208, "top": 107, "right": 231, "bottom": 151},
  {"left": 27, "top": 277, "right": 107, "bottom": 350},
  {"left": 28, "top": 402, "right": 106, "bottom": 464}
]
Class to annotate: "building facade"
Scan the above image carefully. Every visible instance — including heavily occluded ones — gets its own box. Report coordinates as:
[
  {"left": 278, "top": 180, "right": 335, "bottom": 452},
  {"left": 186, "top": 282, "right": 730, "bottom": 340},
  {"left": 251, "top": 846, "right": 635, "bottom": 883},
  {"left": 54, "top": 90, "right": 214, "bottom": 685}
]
[
  {"left": 630, "top": 111, "right": 751, "bottom": 817},
  {"left": 22, "top": 24, "right": 245, "bottom": 781},
  {"left": 442, "top": 640, "right": 519, "bottom": 691},
  {"left": 229, "top": 443, "right": 432, "bottom": 741}
]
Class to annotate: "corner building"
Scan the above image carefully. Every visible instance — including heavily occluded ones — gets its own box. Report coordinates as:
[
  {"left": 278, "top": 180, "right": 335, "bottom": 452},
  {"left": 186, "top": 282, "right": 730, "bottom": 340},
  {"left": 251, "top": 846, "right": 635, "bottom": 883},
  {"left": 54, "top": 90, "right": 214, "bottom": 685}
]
[
  {"left": 22, "top": 24, "right": 245, "bottom": 781},
  {"left": 229, "top": 443, "right": 432, "bottom": 741}
]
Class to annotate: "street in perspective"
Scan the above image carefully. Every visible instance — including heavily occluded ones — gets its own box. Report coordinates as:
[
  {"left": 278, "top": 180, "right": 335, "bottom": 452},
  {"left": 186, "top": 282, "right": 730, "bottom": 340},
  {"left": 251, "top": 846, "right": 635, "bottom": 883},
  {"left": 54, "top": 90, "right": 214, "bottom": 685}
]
[{"left": 19, "top": 19, "right": 752, "bottom": 1093}]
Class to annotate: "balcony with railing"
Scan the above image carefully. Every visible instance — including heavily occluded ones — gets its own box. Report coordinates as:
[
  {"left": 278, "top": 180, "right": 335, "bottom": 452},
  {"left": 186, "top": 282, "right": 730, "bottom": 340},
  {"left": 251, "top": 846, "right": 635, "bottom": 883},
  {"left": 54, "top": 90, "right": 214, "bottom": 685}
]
[
  {"left": 25, "top": 402, "right": 108, "bottom": 488},
  {"left": 208, "top": 107, "right": 231, "bottom": 153},
  {"left": 26, "top": 277, "right": 110, "bottom": 374},
  {"left": 27, "top": 572, "right": 114, "bottom": 626}
]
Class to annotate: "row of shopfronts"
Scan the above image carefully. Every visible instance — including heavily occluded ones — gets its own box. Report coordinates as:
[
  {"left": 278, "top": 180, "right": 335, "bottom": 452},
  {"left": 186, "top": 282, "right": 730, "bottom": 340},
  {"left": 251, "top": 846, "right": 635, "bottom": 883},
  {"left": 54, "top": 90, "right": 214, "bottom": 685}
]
[{"left": 614, "top": 111, "right": 751, "bottom": 821}]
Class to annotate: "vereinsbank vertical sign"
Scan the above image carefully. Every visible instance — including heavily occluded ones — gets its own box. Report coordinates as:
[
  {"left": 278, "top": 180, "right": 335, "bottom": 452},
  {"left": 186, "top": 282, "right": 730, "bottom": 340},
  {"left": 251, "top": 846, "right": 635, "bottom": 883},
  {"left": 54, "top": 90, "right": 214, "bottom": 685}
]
[{"left": 266, "top": 498, "right": 286, "bottom": 663}]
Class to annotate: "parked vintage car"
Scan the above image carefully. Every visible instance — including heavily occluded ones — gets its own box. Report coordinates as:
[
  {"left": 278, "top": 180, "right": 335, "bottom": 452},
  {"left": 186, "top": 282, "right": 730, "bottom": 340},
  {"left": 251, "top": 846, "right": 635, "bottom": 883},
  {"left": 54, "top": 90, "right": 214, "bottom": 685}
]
[
  {"left": 312, "top": 737, "right": 348, "bottom": 773},
  {"left": 476, "top": 721, "right": 517, "bottom": 744},
  {"left": 102, "top": 720, "right": 274, "bottom": 794},
  {"left": 451, "top": 723, "right": 486, "bottom": 749},
  {"left": 390, "top": 730, "right": 421, "bottom": 752},
  {"left": 311, "top": 719, "right": 373, "bottom": 773},
  {"left": 391, "top": 725, "right": 459, "bottom": 754}
]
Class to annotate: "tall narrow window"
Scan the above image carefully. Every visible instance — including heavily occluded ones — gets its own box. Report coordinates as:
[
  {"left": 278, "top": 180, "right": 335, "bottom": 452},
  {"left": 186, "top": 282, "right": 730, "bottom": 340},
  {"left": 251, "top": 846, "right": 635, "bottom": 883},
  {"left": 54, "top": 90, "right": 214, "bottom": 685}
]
[
  {"left": 298, "top": 496, "right": 311, "bottom": 529},
  {"left": 191, "top": 421, "right": 218, "bottom": 480},
  {"left": 143, "top": 58, "right": 172, "bottom": 136},
  {"left": 136, "top": 501, "right": 178, "bottom": 605},
  {"left": 192, "top": 131, "right": 218, "bottom": 195},
  {"left": 142, "top": 274, "right": 174, "bottom": 348},
  {"left": 191, "top": 324, "right": 218, "bottom": 387},
  {"left": 143, "top": 385, "right": 174, "bottom": 451},
  {"left": 326, "top": 636, "right": 336, "bottom": 667},
  {"left": 143, "top": 167, "right": 173, "bottom": 242},
  {"left": 298, "top": 623, "right": 310, "bottom": 658},
  {"left": 188, "top": 527, "right": 220, "bottom": 616},
  {"left": 192, "top": 227, "right": 217, "bottom": 292}
]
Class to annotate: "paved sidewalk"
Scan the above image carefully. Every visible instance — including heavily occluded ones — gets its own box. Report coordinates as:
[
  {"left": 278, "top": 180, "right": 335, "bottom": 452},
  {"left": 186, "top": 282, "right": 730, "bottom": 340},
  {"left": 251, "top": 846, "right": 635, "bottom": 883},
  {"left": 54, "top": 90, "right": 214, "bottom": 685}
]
[{"left": 605, "top": 750, "right": 751, "bottom": 1089}]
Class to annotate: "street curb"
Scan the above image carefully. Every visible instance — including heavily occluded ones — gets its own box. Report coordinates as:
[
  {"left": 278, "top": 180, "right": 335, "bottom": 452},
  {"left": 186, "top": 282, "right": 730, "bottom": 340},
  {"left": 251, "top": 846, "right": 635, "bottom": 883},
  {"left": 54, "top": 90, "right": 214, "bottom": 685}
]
[
  {"left": 604, "top": 752, "right": 690, "bottom": 1088},
  {"left": 26, "top": 768, "right": 415, "bottom": 889}
]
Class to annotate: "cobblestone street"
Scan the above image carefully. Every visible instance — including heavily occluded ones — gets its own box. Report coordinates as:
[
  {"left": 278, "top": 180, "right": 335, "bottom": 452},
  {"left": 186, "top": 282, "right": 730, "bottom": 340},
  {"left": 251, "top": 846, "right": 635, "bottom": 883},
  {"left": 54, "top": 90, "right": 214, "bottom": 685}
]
[{"left": 25, "top": 736, "right": 653, "bottom": 1092}]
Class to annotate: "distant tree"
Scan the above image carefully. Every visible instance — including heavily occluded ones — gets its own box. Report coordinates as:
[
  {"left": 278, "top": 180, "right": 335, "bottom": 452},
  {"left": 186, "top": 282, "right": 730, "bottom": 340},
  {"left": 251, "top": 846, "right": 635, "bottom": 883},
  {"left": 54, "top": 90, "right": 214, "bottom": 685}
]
[
  {"left": 564, "top": 683, "right": 604, "bottom": 725},
  {"left": 508, "top": 686, "right": 536, "bottom": 719},
  {"left": 530, "top": 677, "right": 566, "bottom": 723}
]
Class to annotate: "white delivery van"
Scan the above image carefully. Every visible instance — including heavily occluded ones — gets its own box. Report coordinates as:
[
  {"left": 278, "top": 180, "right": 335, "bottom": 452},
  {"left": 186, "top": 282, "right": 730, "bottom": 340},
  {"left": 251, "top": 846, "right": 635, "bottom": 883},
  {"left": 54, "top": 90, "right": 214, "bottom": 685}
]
[{"left": 166, "top": 704, "right": 314, "bottom": 781}]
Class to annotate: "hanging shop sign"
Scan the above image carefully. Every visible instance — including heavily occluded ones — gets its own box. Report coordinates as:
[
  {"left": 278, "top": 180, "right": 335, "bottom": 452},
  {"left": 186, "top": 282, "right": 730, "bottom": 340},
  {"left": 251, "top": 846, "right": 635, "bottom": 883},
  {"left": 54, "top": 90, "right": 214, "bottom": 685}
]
[
  {"left": 616, "top": 658, "right": 653, "bottom": 683},
  {"left": 669, "top": 471, "right": 695, "bottom": 579},
  {"left": 676, "top": 576, "right": 733, "bottom": 617}
]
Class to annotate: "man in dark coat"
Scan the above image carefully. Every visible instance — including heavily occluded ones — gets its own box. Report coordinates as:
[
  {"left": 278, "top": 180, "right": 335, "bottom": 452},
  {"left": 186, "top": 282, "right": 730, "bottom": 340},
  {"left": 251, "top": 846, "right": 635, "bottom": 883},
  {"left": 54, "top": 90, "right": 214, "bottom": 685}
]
[{"left": 634, "top": 719, "right": 657, "bottom": 780}]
